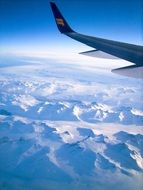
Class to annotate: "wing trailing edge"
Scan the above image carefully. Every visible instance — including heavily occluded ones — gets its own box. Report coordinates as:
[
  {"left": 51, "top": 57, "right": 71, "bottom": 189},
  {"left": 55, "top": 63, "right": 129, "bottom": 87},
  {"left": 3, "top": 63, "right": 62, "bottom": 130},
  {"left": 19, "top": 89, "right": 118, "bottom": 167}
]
[
  {"left": 80, "top": 50, "right": 119, "bottom": 59},
  {"left": 112, "top": 65, "right": 143, "bottom": 79}
]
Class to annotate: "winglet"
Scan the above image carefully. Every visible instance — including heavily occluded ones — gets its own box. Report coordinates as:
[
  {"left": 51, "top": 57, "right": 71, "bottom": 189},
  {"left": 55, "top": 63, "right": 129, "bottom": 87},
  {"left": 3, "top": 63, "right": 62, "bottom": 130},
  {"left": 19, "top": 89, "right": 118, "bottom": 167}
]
[{"left": 50, "top": 2, "right": 74, "bottom": 33}]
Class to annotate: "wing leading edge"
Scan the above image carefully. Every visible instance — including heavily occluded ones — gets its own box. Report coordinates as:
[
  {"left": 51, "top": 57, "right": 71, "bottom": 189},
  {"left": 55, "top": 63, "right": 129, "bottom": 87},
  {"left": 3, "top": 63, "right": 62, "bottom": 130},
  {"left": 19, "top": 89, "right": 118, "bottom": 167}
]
[{"left": 50, "top": 2, "right": 143, "bottom": 78}]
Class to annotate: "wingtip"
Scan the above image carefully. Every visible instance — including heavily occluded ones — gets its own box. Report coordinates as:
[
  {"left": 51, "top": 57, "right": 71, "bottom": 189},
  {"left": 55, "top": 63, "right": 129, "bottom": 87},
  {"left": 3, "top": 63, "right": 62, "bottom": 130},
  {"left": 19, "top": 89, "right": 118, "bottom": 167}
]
[
  {"left": 50, "top": 1, "right": 74, "bottom": 34},
  {"left": 50, "top": 2, "right": 56, "bottom": 9},
  {"left": 50, "top": 2, "right": 55, "bottom": 6}
]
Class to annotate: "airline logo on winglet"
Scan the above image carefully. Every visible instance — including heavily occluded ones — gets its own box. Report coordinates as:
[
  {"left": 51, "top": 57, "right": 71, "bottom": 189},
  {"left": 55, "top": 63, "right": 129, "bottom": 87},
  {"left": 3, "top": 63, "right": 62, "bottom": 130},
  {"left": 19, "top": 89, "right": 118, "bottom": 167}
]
[{"left": 56, "top": 18, "right": 65, "bottom": 26}]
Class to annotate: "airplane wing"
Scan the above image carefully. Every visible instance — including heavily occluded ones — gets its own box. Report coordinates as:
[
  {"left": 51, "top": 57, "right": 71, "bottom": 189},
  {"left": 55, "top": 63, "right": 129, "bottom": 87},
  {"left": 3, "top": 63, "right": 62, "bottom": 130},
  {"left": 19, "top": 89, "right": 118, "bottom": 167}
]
[{"left": 50, "top": 2, "right": 143, "bottom": 79}]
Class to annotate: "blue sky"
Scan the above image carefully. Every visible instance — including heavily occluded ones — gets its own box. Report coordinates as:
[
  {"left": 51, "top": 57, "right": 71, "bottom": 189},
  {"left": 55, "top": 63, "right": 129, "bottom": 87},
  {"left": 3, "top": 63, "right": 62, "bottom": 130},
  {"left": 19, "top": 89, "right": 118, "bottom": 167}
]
[{"left": 0, "top": 0, "right": 142, "bottom": 55}]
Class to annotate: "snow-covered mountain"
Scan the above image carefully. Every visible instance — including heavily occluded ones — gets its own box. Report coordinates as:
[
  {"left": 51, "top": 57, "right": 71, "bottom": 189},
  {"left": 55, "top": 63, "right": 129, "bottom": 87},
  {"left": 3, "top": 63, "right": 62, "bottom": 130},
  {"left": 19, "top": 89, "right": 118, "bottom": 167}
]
[{"left": 0, "top": 55, "right": 143, "bottom": 190}]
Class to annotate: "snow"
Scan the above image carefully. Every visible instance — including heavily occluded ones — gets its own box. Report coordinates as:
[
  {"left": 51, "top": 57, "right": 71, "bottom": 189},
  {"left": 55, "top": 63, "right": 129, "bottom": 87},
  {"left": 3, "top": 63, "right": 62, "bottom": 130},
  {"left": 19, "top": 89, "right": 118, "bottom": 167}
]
[
  {"left": 12, "top": 95, "right": 39, "bottom": 111},
  {"left": 0, "top": 55, "right": 143, "bottom": 190},
  {"left": 131, "top": 108, "right": 143, "bottom": 117}
]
